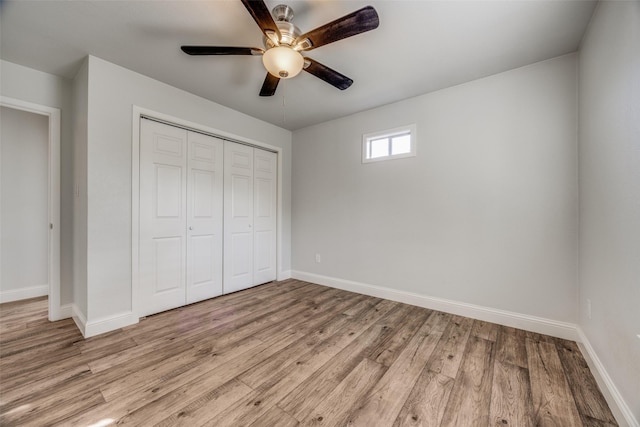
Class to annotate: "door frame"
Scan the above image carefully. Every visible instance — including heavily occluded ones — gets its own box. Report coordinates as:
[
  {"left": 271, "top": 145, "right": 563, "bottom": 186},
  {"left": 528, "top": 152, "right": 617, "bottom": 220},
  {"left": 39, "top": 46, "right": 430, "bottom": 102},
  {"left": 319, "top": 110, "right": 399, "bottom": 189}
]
[
  {"left": 0, "top": 96, "right": 61, "bottom": 321},
  {"left": 131, "top": 106, "right": 284, "bottom": 319}
]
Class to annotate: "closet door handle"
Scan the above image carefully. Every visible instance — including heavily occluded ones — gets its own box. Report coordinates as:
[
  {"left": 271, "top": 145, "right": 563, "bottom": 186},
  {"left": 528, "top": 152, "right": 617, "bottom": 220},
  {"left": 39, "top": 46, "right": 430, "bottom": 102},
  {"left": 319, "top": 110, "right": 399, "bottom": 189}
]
[{"left": 189, "top": 226, "right": 193, "bottom": 230}]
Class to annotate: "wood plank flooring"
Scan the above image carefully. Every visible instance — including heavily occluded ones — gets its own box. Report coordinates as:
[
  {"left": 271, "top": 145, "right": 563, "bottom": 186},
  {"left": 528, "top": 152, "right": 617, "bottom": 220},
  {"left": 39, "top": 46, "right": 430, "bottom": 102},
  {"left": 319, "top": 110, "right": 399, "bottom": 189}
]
[{"left": 0, "top": 280, "right": 617, "bottom": 426}]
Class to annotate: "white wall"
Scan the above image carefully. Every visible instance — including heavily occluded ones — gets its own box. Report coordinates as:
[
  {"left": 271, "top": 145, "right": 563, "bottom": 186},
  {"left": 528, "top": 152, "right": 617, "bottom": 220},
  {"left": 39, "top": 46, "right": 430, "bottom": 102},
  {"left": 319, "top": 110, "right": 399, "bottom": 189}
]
[
  {"left": 0, "top": 60, "right": 73, "bottom": 305},
  {"left": 71, "top": 59, "right": 89, "bottom": 318},
  {"left": 82, "top": 56, "right": 292, "bottom": 323},
  {"left": 1, "top": 107, "right": 49, "bottom": 297},
  {"left": 292, "top": 54, "right": 578, "bottom": 323},
  {"left": 578, "top": 1, "right": 640, "bottom": 423}
]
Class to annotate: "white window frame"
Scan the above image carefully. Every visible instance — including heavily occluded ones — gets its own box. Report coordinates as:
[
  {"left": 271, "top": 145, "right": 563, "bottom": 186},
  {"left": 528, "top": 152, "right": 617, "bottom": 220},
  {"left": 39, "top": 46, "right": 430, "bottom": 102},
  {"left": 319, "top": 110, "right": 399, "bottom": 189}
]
[{"left": 362, "top": 124, "right": 417, "bottom": 163}]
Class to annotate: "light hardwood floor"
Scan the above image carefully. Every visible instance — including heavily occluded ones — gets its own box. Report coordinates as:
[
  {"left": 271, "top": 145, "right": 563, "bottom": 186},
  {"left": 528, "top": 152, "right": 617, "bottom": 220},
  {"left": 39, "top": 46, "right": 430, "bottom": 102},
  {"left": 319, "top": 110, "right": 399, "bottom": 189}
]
[{"left": 0, "top": 280, "right": 617, "bottom": 426}]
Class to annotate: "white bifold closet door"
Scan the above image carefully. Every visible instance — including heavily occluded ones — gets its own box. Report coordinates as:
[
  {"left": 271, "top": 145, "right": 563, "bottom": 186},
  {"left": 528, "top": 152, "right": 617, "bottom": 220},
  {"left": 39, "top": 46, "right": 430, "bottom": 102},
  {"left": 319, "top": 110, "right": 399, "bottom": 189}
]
[
  {"left": 139, "top": 119, "right": 223, "bottom": 317},
  {"left": 223, "top": 141, "right": 277, "bottom": 294}
]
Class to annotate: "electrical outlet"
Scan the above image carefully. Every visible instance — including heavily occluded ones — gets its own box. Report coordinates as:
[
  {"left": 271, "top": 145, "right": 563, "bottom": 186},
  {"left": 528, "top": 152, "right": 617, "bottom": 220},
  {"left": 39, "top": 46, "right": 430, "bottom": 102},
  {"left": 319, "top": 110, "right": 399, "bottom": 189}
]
[
  {"left": 315, "top": 253, "right": 321, "bottom": 263},
  {"left": 587, "top": 299, "right": 592, "bottom": 320}
]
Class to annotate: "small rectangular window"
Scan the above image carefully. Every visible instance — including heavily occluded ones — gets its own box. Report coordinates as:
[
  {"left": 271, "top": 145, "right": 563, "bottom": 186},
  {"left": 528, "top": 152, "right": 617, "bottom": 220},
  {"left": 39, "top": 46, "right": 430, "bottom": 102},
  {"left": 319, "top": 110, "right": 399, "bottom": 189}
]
[{"left": 362, "top": 125, "right": 416, "bottom": 163}]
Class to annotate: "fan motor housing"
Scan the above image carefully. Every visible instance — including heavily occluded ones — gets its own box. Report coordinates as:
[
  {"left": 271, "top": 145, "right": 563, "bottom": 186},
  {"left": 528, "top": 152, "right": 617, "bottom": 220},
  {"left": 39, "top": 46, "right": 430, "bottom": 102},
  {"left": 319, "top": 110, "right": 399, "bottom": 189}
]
[
  {"left": 264, "top": 21, "right": 300, "bottom": 48},
  {"left": 263, "top": 5, "right": 300, "bottom": 48},
  {"left": 272, "top": 4, "right": 294, "bottom": 22}
]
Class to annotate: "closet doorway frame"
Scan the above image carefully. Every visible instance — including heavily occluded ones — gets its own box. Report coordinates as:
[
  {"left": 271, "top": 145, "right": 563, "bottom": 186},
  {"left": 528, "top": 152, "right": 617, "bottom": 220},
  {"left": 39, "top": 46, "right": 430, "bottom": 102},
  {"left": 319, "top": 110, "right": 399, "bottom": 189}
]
[
  {"left": 0, "top": 96, "right": 61, "bottom": 321},
  {"left": 130, "top": 106, "right": 285, "bottom": 320}
]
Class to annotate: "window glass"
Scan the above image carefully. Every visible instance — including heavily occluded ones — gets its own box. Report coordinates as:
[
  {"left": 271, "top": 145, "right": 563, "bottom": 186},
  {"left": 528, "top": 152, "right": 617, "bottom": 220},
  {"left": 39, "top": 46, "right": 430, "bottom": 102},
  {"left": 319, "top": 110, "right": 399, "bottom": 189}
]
[
  {"left": 370, "top": 138, "right": 389, "bottom": 158},
  {"left": 391, "top": 134, "right": 411, "bottom": 155}
]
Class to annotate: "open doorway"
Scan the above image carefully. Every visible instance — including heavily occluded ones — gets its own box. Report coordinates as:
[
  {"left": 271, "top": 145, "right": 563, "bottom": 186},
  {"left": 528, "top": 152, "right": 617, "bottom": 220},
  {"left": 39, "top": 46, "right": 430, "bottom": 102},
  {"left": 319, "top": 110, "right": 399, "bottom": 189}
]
[{"left": 0, "top": 97, "right": 61, "bottom": 321}]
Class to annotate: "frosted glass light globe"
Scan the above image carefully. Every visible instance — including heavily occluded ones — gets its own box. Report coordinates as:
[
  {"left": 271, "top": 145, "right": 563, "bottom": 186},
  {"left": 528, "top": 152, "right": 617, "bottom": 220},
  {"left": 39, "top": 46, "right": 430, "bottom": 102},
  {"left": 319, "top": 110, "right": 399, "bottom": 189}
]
[{"left": 262, "top": 46, "right": 304, "bottom": 79}]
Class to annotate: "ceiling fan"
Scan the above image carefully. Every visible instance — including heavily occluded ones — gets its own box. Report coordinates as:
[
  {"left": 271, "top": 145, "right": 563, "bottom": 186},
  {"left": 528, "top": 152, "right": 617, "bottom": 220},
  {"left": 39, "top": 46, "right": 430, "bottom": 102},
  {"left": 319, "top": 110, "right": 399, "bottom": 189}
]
[{"left": 181, "top": 0, "right": 379, "bottom": 96}]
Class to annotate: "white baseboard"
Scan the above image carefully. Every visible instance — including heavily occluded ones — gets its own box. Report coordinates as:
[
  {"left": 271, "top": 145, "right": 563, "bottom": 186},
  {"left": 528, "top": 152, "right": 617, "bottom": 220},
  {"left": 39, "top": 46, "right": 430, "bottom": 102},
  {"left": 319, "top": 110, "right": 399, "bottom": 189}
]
[
  {"left": 292, "top": 271, "right": 578, "bottom": 341},
  {"left": 70, "top": 304, "right": 138, "bottom": 338},
  {"left": 71, "top": 304, "right": 87, "bottom": 336},
  {"left": 83, "top": 311, "right": 138, "bottom": 338},
  {"left": 58, "top": 303, "right": 73, "bottom": 319},
  {"left": 576, "top": 328, "right": 638, "bottom": 427},
  {"left": 0, "top": 284, "right": 48, "bottom": 303}
]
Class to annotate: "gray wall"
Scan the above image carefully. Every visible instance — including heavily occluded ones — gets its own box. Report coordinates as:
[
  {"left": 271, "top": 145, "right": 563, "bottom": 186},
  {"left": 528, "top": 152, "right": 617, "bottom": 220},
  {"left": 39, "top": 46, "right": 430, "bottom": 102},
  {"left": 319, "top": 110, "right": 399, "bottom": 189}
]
[
  {"left": 1, "top": 107, "right": 49, "bottom": 294},
  {"left": 71, "top": 58, "right": 89, "bottom": 318},
  {"left": 292, "top": 54, "right": 578, "bottom": 323},
  {"left": 578, "top": 1, "right": 640, "bottom": 421},
  {"left": 1, "top": 60, "right": 74, "bottom": 305}
]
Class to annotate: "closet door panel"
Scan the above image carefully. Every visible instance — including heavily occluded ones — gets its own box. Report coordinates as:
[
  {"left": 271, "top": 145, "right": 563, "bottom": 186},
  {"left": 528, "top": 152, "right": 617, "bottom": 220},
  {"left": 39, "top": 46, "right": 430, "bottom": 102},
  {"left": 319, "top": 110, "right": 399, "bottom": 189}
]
[
  {"left": 139, "top": 120, "right": 188, "bottom": 316},
  {"left": 254, "top": 230, "right": 274, "bottom": 276},
  {"left": 223, "top": 142, "right": 254, "bottom": 294},
  {"left": 154, "top": 237, "right": 183, "bottom": 292},
  {"left": 253, "top": 149, "right": 277, "bottom": 285},
  {"left": 186, "top": 131, "right": 223, "bottom": 304}
]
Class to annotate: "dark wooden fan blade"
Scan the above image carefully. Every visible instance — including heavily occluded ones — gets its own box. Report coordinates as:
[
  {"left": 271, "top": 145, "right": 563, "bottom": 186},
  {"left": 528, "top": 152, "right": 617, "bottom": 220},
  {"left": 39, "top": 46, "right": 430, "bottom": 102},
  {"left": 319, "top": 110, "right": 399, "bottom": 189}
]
[
  {"left": 259, "top": 73, "right": 280, "bottom": 96},
  {"left": 303, "top": 57, "right": 353, "bottom": 90},
  {"left": 241, "top": 0, "right": 281, "bottom": 44},
  {"left": 181, "top": 46, "right": 263, "bottom": 55},
  {"left": 295, "top": 6, "right": 379, "bottom": 51}
]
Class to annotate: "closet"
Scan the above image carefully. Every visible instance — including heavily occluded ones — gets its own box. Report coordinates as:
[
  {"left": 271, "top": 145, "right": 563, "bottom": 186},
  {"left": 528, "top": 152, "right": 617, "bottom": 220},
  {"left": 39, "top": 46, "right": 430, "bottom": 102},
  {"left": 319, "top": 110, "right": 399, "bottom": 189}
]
[{"left": 138, "top": 118, "right": 277, "bottom": 317}]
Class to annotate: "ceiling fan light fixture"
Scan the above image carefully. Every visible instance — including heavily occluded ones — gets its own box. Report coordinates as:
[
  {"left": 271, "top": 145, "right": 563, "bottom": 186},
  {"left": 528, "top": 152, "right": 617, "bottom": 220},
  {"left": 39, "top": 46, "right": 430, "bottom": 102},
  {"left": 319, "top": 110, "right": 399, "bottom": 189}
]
[
  {"left": 262, "top": 46, "right": 304, "bottom": 79},
  {"left": 182, "top": 1, "right": 380, "bottom": 96}
]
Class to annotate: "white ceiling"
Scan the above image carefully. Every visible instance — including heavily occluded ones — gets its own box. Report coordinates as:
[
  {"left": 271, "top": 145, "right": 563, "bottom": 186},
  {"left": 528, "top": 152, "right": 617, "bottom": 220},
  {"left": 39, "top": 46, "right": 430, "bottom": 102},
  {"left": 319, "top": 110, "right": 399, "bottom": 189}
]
[{"left": 0, "top": 0, "right": 596, "bottom": 130}]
